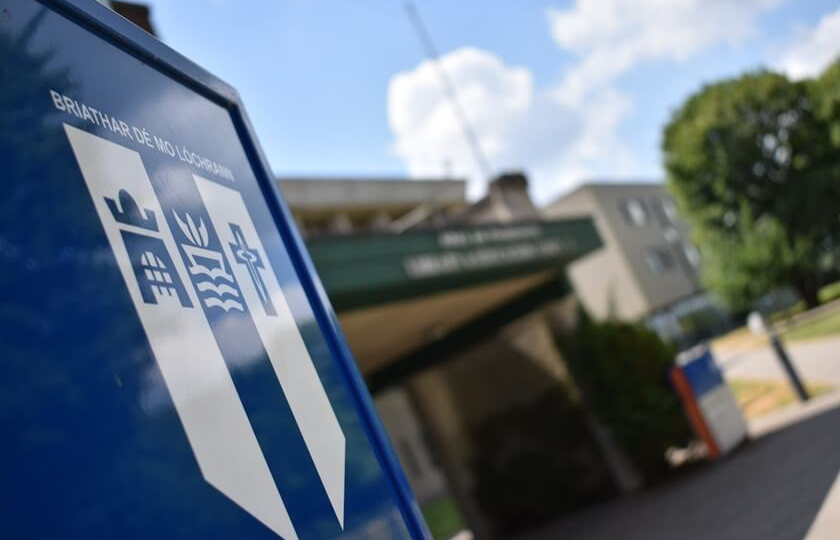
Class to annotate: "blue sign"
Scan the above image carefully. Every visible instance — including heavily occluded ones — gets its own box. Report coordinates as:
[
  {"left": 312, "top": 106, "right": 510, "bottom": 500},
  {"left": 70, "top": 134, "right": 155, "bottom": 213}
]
[
  {"left": 680, "top": 349, "right": 725, "bottom": 399},
  {"left": 0, "top": 1, "right": 428, "bottom": 539}
]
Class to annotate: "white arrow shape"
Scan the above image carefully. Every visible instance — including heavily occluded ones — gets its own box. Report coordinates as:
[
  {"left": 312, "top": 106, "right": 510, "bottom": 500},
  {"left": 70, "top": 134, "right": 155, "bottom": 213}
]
[{"left": 195, "top": 175, "right": 346, "bottom": 527}]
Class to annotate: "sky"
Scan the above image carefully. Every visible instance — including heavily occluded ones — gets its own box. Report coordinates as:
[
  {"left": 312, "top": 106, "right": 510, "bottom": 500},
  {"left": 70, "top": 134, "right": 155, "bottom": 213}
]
[{"left": 141, "top": 0, "right": 840, "bottom": 203}]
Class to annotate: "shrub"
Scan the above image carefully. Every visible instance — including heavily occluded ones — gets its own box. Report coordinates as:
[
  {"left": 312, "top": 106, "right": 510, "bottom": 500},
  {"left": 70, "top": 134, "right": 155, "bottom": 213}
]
[
  {"left": 819, "top": 281, "right": 840, "bottom": 304},
  {"left": 556, "top": 313, "right": 693, "bottom": 482},
  {"left": 470, "top": 388, "right": 615, "bottom": 533}
]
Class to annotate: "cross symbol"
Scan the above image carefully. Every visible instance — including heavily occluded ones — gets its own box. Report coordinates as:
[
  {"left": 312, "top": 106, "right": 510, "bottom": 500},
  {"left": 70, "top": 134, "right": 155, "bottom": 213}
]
[{"left": 229, "top": 223, "right": 276, "bottom": 316}]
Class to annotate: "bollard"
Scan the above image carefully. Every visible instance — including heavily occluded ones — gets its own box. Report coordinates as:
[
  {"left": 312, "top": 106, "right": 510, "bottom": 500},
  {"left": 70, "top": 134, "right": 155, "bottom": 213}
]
[{"left": 748, "top": 312, "right": 810, "bottom": 402}]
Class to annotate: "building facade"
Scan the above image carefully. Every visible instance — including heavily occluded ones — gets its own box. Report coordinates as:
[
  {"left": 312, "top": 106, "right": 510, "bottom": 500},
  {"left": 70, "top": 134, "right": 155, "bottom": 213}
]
[
  {"left": 544, "top": 182, "right": 727, "bottom": 342},
  {"left": 278, "top": 174, "right": 625, "bottom": 539},
  {"left": 280, "top": 177, "right": 468, "bottom": 237}
]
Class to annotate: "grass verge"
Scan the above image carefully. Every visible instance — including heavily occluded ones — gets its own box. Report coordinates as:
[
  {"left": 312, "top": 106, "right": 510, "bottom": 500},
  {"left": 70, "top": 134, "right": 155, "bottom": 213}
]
[
  {"left": 422, "top": 496, "right": 466, "bottom": 540},
  {"left": 780, "top": 308, "right": 840, "bottom": 343},
  {"left": 728, "top": 378, "right": 834, "bottom": 420}
]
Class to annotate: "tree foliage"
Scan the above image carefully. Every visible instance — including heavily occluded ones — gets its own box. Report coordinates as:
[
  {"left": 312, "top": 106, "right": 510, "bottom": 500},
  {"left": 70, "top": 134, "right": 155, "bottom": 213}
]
[
  {"left": 663, "top": 64, "right": 840, "bottom": 309},
  {"left": 556, "top": 314, "right": 693, "bottom": 480}
]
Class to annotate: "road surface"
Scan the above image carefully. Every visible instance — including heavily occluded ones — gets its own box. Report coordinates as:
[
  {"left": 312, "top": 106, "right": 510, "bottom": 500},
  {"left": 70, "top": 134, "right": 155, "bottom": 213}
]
[
  {"left": 514, "top": 399, "right": 840, "bottom": 540},
  {"left": 715, "top": 337, "right": 840, "bottom": 386}
]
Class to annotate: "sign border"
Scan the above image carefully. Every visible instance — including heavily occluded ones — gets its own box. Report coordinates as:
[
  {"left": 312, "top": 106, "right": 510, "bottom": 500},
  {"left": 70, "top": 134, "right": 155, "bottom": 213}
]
[{"left": 37, "top": 1, "right": 432, "bottom": 539}]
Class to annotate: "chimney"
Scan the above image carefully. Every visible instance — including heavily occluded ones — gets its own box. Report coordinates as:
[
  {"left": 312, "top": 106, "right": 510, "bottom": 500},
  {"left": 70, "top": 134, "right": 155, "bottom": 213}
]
[
  {"left": 110, "top": 1, "right": 157, "bottom": 37},
  {"left": 488, "top": 171, "right": 538, "bottom": 221}
]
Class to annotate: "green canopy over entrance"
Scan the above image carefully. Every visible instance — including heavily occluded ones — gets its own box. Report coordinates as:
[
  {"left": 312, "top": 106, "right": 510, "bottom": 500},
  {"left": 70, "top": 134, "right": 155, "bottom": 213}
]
[{"left": 306, "top": 218, "right": 602, "bottom": 379}]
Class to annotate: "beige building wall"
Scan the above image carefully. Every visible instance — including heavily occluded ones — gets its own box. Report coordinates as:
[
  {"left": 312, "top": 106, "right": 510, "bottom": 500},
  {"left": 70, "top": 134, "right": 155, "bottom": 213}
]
[
  {"left": 544, "top": 183, "right": 701, "bottom": 321},
  {"left": 543, "top": 187, "right": 650, "bottom": 320},
  {"left": 567, "top": 248, "right": 651, "bottom": 320}
]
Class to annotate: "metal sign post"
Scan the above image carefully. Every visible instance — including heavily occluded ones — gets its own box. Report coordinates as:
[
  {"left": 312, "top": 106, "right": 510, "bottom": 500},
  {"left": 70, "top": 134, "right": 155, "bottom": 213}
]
[
  {"left": 0, "top": 1, "right": 430, "bottom": 539},
  {"left": 748, "top": 312, "right": 810, "bottom": 402}
]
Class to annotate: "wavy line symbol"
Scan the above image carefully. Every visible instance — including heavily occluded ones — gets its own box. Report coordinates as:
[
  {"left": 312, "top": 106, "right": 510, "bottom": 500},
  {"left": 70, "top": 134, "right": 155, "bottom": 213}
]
[
  {"left": 196, "top": 281, "right": 239, "bottom": 297},
  {"left": 189, "top": 264, "right": 236, "bottom": 281},
  {"left": 204, "top": 297, "right": 246, "bottom": 312},
  {"left": 174, "top": 209, "right": 245, "bottom": 313}
]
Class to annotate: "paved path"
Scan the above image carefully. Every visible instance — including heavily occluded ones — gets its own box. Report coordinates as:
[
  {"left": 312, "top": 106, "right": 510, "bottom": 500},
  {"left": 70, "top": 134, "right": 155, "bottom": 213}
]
[
  {"left": 513, "top": 399, "right": 840, "bottom": 540},
  {"left": 805, "top": 471, "right": 840, "bottom": 540},
  {"left": 714, "top": 336, "right": 840, "bottom": 385}
]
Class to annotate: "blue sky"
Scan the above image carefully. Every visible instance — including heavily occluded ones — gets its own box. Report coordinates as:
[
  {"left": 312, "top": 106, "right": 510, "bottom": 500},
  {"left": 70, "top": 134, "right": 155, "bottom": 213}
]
[{"left": 142, "top": 0, "right": 840, "bottom": 202}]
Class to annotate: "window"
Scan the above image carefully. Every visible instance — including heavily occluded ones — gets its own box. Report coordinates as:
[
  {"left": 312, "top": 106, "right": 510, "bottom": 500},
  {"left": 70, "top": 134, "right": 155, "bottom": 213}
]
[
  {"left": 620, "top": 198, "right": 648, "bottom": 226},
  {"left": 645, "top": 247, "right": 675, "bottom": 275},
  {"left": 683, "top": 243, "right": 701, "bottom": 267},
  {"left": 661, "top": 198, "right": 679, "bottom": 223}
]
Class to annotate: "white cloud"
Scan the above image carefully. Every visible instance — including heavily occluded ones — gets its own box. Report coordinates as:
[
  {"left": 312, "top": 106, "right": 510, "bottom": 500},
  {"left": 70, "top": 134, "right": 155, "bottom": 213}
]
[
  {"left": 777, "top": 9, "right": 840, "bottom": 80},
  {"left": 387, "top": 47, "right": 633, "bottom": 202},
  {"left": 387, "top": 1, "right": 785, "bottom": 203},
  {"left": 549, "top": 0, "right": 782, "bottom": 102}
]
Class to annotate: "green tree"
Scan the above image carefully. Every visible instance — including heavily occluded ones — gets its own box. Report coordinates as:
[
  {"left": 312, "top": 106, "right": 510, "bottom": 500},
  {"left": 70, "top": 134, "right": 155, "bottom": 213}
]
[
  {"left": 663, "top": 70, "right": 840, "bottom": 309},
  {"left": 813, "top": 58, "right": 840, "bottom": 143}
]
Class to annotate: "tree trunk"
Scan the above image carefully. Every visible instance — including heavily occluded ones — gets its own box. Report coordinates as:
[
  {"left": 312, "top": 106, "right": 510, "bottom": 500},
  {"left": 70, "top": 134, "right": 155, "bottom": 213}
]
[{"left": 794, "top": 276, "right": 821, "bottom": 309}]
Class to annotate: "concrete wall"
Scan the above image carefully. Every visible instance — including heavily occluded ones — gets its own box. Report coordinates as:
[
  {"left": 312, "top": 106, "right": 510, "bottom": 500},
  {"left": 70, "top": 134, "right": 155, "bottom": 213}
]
[
  {"left": 545, "top": 183, "right": 701, "bottom": 321},
  {"left": 278, "top": 178, "right": 468, "bottom": 236},
  {"left": 403, "top": 310, "right": 587, "bottom": 538},
  {"left": 544, "top": 187, "right": 649, "bottom": 320},
  {"left": 591, "top": 184, "right": 700, "bottom": 313},
  {"left": 374, "top": 388, "right": 448, "bottom": 504},
  {"left": 279, "top": 178, "right": 466, "bottom": 210}
]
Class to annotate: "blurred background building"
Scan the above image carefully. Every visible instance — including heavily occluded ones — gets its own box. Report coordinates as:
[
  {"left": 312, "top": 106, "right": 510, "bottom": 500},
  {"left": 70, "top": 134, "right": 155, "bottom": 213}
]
[
  {"left": 280, "top": 177, "right": 467, "bottom": 236},
  {"left": 545, "top": 183, "right": 731, "bottom": 345},
  {"left": 275, "top": 173, "right": 710, "bottom": 538},
  {"left": 279, "top": 173, "right": 610, "bottom": 538}
]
